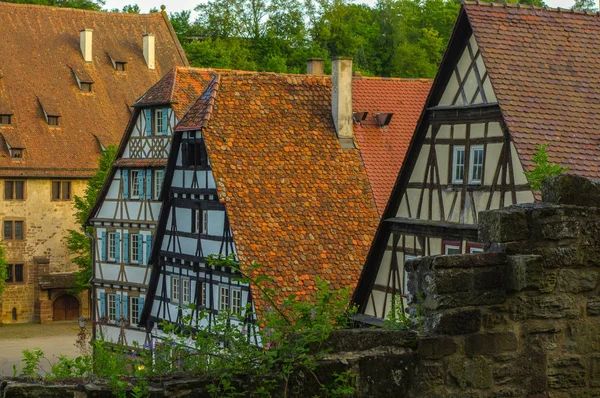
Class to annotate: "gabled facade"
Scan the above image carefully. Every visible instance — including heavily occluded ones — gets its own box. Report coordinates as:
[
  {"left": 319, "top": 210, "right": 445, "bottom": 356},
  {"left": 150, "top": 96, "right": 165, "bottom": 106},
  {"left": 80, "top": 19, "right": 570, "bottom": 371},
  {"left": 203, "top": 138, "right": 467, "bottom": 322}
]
[
  {"left": 0, "top": 3, "right": 187, "bottom": 324},
  {"left": 353, "top": 2, "right": 600, "bottom": 322},
  {"left": 88, "top": 68, "right": 215, "bottom": 346}
]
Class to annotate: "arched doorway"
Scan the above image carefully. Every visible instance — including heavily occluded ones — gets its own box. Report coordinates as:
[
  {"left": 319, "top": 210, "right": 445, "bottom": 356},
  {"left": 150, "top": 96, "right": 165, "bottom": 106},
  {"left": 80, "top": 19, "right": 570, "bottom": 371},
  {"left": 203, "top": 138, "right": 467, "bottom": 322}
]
[{"left": 53, "top": 295, "right": 79, "bottom": 321}]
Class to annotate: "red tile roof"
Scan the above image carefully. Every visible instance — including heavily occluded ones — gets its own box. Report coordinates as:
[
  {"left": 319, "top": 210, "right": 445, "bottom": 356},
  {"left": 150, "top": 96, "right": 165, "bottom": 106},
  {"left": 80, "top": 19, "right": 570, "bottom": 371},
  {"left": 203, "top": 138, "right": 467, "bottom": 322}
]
[
  {"left": 177, "top": 72, "right": 381, "bottom": 312},
  {"left": 465, "top": 2, "right": 600, "bottom": 178},
  {"left": 0, "top": 3, "right": 187, "bottom": 178},
  {"left": 352, "top": 77, "right": 431, "bottom": 215}
]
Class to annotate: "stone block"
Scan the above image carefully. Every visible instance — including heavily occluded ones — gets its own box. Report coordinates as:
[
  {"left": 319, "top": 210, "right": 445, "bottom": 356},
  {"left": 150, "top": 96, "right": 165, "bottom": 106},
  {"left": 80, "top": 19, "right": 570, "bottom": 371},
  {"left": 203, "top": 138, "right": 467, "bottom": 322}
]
[
  {"left": 531, "top": 295, "right": 579, "bottom": 319},
  {"left": 447, "top": 357, "right": 492, "bottom": 389},
  {"left": 539, "top": 247, "right": 580, "bottom": 268},
  {"left": 431, "top": 309, "right": 481, "bottom": 336},
  {"left": 464, "top": 332, "right": 518, "bottom": 357},
  {"left": 506, "top": 255, "right": 557, "bottom": 293},
  {"left": 473, "top": 267, "right": 506, "bottom": 291},
  {"left": 541, "top": 174, "right": 600, "bottom": 207},
  {"left": 435, "top": 269, "right": 472, "bottom": 294},
  {"left": 588, "top": 297, "right": 600, "bottom": 316},
  {"left": 591, "top": 356, "right": 600, "bottom": 387},
  {"left": 479, "top": 207, "right": 529, "bottom": 243},
  {"left": 418, "top": 336, "right": 457, "bottom": 359},
  {"left": 566, "top": 322, "right": 600, "bottom": 354},
  {"left": 557, "top": 269, "right": 598, "bottom": 293},
  {"left": 547, "top": 356, "right": 587, "bottom": 390},
  {"left": 357, "top": 353, "right": 417, "bottom": 398}
]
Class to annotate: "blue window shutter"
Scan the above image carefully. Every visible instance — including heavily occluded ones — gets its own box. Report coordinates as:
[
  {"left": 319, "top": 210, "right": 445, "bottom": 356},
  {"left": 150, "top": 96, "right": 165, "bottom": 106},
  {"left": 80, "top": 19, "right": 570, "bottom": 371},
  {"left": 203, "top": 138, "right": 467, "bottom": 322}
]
[
  {"left": 138, "top": 170, "right": 144, "bottom": 199},
  {"left": 115, "top": 294, "right": 121, "bottom": 319},
  {"left": 138, "top": 233, "right": 144, "bottom": 264},
  {"left": 145, "top": 169, "right": 152, "bottom": 199},
  {"left": 162, "top": 108, "right": 168, "bottom": 135},
  {"left": 144, "top": 109, "right": 152, "bottom": 136},
  {"left": 123, "top": 232, "right": 129, "bottom": 264},
  {"left": 115, "top": 232, "right": 120, "bottom": 262},
  {"left": 101, "top": 231, "right": 107, "bottom": 261},
  {"left": 123, "top": 170, "right": 129, "bottom": 199},
  {"left": 146, "top": 234, "right": 152, "bottom": 265},
  {"left": 123, "top": 295, "right": 129, "bottom": 321},
  {"left": 100, "top": 292, "right": 106, "bottom": 317},
  {"left": 138, "top": 296, "right": 145, "bottom": 318}
]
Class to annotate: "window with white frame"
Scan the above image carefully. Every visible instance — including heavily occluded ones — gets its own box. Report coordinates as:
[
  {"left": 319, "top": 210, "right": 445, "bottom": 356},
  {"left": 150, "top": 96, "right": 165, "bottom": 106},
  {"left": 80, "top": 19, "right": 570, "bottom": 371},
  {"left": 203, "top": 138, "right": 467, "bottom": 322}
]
[
  {"left": 219, "top": 286, "right": 230, "bottom": 311},
  {"left": 155, "top": 109, "right": 163, "bottom": 135},
  {"left": 130, "top": 297, "right": 140, "bottom": 324},
  {"left": 108, "top": 232, "right": 116, "bottom": 261},
  {"left": 107, "top": 294, "right": 116, "bottom": 321},
  {"left": 130, "top": 170, "right": 140, "bottom": 198},
  {"left": 231, "top": 289, "right": 242, "bottom": 314},
  {"left": 130, "top": 234, "right": 139, "bottom": 263},
  {"left": 452, "top": 146, "right": 465, "bottom": 184},
  {"left": 198, "top": 282, "right": 206, "bottom": 307},
  {"left": 172, "top": 276, "right": 180, "bottom": 302},
  {"left": 469, "top": 145, "right": 484, "bottom": 184},
  {"left": 182, "top": 278, "right": 191, "bottom": 304},
  {"left": 443, "top": 241, "right": 462, "bottom": 255},
  {"left": 202, "top": 210, "right": 208, "bottom": 235},
  {"left": 193, "top": 209, "right": 209, "bottom": 235},
  {"left": 153, "top": 170, "right": 164, "bottom": 200}
]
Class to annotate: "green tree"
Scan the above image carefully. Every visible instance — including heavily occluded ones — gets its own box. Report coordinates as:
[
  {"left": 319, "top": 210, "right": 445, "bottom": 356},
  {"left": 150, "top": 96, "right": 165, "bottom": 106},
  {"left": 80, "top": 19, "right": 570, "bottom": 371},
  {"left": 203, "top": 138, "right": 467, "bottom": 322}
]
[
  {"left": 524, "top": 144, "right": 569, "bottom": 192},
  {"left": 0, "top": 245, "right": 8, "bottom": 297},
  {"left": 67, "top": 145, "right": 117, "bottom": 295},
  {"left": 573, "top": 0, "right": 597, "bottom": 11}
]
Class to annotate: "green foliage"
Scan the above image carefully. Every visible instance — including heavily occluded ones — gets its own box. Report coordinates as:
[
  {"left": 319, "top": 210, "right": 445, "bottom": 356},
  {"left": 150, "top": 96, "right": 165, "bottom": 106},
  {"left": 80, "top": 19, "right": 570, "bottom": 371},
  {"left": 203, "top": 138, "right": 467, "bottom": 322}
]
[
  {"left": 0, "top": 244, "right": 8, "bottom": 297},
  {"left": 0, "top": 0, "right": 105, "bottom": 11},
  {"left": 20, "top": 348, "right": 44, "bottom": 378},
  {"left": 47, "top": 355, "right": 92, "bottom": 380},
  {"left": 383, "top": 293, "right": 412, "bottom": 330},
  {"left": 66, "top": 145, "right": 117, "bottom": 295},
  {"left": 524, "top": 144, "right": 569, "bottom": 192},
  {"left": 573, "top": 0, "right": 597, "bottom": 11}
]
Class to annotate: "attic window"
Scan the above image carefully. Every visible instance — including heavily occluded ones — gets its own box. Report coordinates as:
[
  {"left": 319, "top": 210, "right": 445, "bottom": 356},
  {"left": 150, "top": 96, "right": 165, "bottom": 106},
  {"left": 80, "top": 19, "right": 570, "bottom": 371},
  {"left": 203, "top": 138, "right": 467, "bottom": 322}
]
[
  {"left": 69, "top": 66, "right": 94, "bottom": 93},
  {"left": 0, "top": 115, "right": 11, "bottom": 125},
  {"left": 10, "top": 148, "right": 22, "bottom": 159},
  {"left": 48, "top": 116, "right": 59, "bottom": 126},
  {"left": 80, "top": 82, "right": 93, "bottom": 92},
  {"left": 115, "top": 62, "right": 126, "bottom": 72},
  {"left": 37, "top": 97, "right": 61, "bottom": 127},
  {"left": 375, "top": 113, "right": 393, "bottom": 127},
  {"left": 353, "top": 112, "right": 368, "bottom": 124}
]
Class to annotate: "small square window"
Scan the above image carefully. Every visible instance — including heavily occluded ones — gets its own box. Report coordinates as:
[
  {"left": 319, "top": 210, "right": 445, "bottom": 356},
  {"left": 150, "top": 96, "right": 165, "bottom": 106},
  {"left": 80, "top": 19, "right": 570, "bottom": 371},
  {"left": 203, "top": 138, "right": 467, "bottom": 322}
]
[
  {"left": 80, "top": 83, "right": 93, "bottom": 93},
  {"left": 52, "top": 181, "right": 71, "bottom": 200},
  {"left": 182, "top": 141, "right": 208, "bottom": 168},
  {"left": 452, "top": 146, "right": 465, "bottom": 184},
  {"left": 443, "top": 240, "right": 462, "bottom": 255},
  {"left": 47, "top": 116, "right": 59, "bottom": 126},
  {"left": 10, "top": 149, "right": 23, "bottom": 159},
  {"left": 5, "top": 264, "right": 24, "bottom": 283},
  {"left": 0, "top": 115, "right": 11, "bottom": 125},
  {"left": 115, "top": 62, "right": 126, "bottom": 72}
]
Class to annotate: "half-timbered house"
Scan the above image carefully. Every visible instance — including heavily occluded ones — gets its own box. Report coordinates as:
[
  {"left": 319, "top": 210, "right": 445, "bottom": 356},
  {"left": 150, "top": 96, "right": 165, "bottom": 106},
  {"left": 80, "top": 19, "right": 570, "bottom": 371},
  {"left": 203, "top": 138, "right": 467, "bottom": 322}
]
[
  {"left": 352, "top": 2, "right": 600, "bottom": 323},
  {"left": 0, "top": 3, "right": 187, "bottom": 324},
  {"left": 87, "top": 68, "right": 215, "bottom": 346}
]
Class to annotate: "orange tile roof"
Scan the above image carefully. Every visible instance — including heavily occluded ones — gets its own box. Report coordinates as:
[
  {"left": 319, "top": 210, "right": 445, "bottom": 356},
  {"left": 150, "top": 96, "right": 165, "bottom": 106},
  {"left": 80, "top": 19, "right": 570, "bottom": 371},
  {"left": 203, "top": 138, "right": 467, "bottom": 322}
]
[
  {"left": 465, "top": 2, "right": 600, "bottom": 178},
  {"left": 352, "top": 77, "right": 431, "bottom": 215},
  {"left": 176, "top": 72, "right": 381, "bottom": 313},
  {"left": 0, "top": 3, "right": 187, "bottom": 178}
]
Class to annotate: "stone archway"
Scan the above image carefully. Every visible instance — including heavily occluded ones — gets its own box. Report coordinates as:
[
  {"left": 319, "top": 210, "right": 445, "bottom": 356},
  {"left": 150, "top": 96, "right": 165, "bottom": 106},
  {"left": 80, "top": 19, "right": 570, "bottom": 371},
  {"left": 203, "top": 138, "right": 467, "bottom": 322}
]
[{"left": 53, "top": 294, "right": 79, "bottom": 321}]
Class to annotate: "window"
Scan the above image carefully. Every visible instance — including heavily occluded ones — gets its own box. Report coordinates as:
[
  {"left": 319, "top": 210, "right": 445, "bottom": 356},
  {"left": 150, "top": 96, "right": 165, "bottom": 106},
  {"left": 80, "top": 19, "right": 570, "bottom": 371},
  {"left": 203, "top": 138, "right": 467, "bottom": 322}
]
[
  {"left": 130, "top": 297, "right": 140, "bottom": 325},
  {"left": 115, "top": 62, "right": 126, "bottom": 72},
  {"left": 153, "top": 170, "right": 164, "bottom": 200},
  {"left": 80, "top": 82, "right": 93, "bottom": 93},
  {"left": 182, "top": 278, "right": 190, "bottom": 305},
  {"left": 443, "top": 240, "right": 462, "bottom": 255},
  {"left": 108, "top": 232, "right": 116, "bottom": 261},
  {"left": 198, "top": 282, "right": 206, "bottom": 307},
  {"left": 47, "top": 116, "right": 59, "bottom": 126},
  {"left": 5, "top": 180, "right": 24, "bottom": 200},
  {"left": 219, "top": 286, "right": 230, "bottom": 311},
  {"left": 469, "top": 145, "right": 484, "bottom": 184},
  {"left": 5, "top": 264, "right": 24, "bottom": 283},
  {"left": 468, "top": 242, "right": 484, "bottom": 254},
  {"left": 192, "top": 209, "right": 208, "bottom": 235},
  {"left": 130, "top": 170, "right": 140, "bottom": 198},
  {"left": 107, "top": 294, "right": 116, "bottom": 321},
  {"left": 155, "top": 109, "right": 163, "bottom": 136},
  {"left": 51, "top": 181, "right": 71, "bottom": 200},
  {"left": 0, "top": 115, "right": 11, "bottom": 125},
  {"left": 171, "top": 276, "right": 180, "bottom": 303},
  {"left": 10, "top": 149, "right": 22, "bottom": 159},
  {"left": 403, "top": 255, "right": 417, "bottom": 296},
  {"left": 182, "top": 141, "right": 208, "bottom": 168},
  {"left": 130, "top": 234, "right": 139, "bottom": 263},
  {"left": 4, "top": 221, "right": 24, "bottom": 240},
  {"left": 452, "top": 146, "right": 465, "bottom": 184},
  {"left": 231, "top": 289, "right": 242, "bottom": 314}
]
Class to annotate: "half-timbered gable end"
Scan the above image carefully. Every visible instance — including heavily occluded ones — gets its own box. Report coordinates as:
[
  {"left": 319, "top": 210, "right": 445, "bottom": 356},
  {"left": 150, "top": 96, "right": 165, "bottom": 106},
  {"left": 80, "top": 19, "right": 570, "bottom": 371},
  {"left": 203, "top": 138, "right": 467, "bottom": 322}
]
[
  {"left": 353, "top": 2, "right": 600, "bottom": 323},
  {"left": 88, "top": 68, "right": 215, "bottom": 346},
  {"left": 0, "top": 3, "right": 187, "bottom": 324},
  {"left": 141, "top": 67, "right": 382, "bottom": 337}
]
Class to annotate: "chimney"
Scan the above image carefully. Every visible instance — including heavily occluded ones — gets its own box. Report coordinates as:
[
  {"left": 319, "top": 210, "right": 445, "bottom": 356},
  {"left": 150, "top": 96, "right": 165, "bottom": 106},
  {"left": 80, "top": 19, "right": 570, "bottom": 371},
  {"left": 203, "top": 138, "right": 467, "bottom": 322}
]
[
  {"left": 331, "top": 58, "right": 354, "bottom": 148},
  {"left": 80, "top": 29, "right": 93, "bottom": 63},
  {"left": 306, "top": 58, "right": 324, "bottom": 75},
  {"left": 143, "top": 34, "right": 156, "bottom": 70}
]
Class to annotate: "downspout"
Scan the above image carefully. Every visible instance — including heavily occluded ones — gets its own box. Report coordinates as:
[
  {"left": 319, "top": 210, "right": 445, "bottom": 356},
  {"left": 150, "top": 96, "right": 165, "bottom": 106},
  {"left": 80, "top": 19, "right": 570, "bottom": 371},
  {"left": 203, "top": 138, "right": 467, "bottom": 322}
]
[{"left": 84, "top": 228, "right": 96, "bottom": 346}]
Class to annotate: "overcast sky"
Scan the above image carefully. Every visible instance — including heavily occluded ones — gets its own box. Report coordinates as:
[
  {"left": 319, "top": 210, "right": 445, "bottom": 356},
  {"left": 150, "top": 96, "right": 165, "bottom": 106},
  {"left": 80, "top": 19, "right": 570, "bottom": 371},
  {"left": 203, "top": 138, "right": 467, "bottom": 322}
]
[{"left": 104, "top": 0, "right": 579, "bottom": 16}]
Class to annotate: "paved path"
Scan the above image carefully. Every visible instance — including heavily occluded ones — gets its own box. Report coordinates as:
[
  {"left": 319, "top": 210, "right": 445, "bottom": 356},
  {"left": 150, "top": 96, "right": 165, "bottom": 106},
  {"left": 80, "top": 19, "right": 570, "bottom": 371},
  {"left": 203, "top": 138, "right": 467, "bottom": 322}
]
[{"left": 0, "top": 321, "right": 86, "bottom": 376}]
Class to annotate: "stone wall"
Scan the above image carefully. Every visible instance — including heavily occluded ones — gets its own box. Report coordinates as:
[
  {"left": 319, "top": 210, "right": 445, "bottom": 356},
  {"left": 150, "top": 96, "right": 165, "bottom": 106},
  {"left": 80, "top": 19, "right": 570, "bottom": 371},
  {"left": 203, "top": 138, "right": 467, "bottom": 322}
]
[{"left": 1, "top": 175, "right": 599, "bottom": 397}]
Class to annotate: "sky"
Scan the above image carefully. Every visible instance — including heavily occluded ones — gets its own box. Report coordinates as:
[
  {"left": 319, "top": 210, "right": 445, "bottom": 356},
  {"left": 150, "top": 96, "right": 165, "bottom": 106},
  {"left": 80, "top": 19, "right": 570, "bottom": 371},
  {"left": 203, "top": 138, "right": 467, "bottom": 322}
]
[{"left": 104, "top": 0, "right": 578, "bottom": 16}]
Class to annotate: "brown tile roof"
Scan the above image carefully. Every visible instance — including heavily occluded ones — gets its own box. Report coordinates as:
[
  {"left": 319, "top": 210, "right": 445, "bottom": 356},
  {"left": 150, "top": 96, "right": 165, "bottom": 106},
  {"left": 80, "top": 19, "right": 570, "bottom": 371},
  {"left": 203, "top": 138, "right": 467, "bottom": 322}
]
[
  {"left": 177, "top": 72, "right": 380, "bottom": 313},
  {"left": 0, "top": 2, "right": 187, "bottom": 178},
  {"left": 113, "top": 158, "right": 168, "bottom": 167},
  {"left": 465, "top": 2, "right": 600, "bottom": 178},
  {"left": 39, "top": 273, "right": 77, "bottom": 289},
  {"left": 352, "top": 77, "right": 431, "bottom": 215}
]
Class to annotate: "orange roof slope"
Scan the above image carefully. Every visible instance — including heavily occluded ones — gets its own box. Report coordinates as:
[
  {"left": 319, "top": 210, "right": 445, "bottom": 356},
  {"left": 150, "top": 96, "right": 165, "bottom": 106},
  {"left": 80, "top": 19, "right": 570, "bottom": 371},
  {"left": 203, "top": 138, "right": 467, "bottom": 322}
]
[
  {"left": 179, "top": 72, "right": 380, "bottom": 309},
  {"left": 465, "top": 2, "right": 600, "bottom": 178},
  {"left": 352, "top": 77, "right": 431, "bottom": 215},
  {"left": 0, "top": 3, "right": 187, "bottom": 177}
]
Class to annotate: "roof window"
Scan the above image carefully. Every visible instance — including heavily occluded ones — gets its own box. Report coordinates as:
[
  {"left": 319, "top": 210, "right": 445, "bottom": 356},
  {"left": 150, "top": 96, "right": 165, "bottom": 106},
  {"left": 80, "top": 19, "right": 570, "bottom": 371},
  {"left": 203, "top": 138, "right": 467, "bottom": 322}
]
[
  {"left": 353, "top": 112, "right": 368, "bottom": 124},
  {"left": 107, "top": 52, "right": 128, "bottom": 72},
  {"left": 69, "top": 65, "right": 94, "bottom": 93},
  {"left": 10, "top": 148, "right": 22, "bottom": 159},
  {"left": 375, "top": 113, "right": 393, "bottom": 127},
  {"left": 37, "top": 97, "right": 61, "bottom": 127},
  {"left": 0, "top": 114, "right": 11, "bottom": 125}
]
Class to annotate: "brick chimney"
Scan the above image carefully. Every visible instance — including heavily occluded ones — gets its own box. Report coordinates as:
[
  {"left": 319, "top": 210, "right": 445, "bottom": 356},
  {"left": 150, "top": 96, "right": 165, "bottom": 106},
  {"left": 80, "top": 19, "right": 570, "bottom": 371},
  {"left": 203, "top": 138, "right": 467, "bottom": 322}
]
[
  {"left": 307, "top": 58, "right": 324, "bottom": 75},
  {"left": 143, "top": 34, "right": 156, "bottom": 70},
  {"left": 80, "top": 29, "right": 93, "bottom": 63},
  {"left": 331, "top": 58, "right": 354, "bottom": 148}
]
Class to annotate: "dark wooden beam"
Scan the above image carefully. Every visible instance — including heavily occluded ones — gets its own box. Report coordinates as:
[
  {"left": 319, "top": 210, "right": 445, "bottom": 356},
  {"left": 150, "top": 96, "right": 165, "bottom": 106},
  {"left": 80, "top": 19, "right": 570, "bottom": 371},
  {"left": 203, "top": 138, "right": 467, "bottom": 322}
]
[
  {"left": 386, "top": 217, "right": 478, "bottom": 241},
  {"left": 423, "top": 136, "right": 504, "bottom": 145},
  {"left": 426, "top": 104, "right": 502, "bottom": 124},
  {"left": 406, "top": 182, "right": 530, "bottom": 192}
]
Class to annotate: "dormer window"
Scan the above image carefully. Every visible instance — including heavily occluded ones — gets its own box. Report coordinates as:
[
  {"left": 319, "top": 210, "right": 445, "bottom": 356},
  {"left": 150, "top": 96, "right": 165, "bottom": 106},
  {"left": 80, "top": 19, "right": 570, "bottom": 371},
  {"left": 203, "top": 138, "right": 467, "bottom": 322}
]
[
  {"left": 80, "top": 82, "right": 93, "bottom": 93},
  {"left": 0, "top": 115, "right": 11, "bottom": 125},
  {"left": 69, "top": 65, "right": 94, "bottom": 93},
  {"left": 37, "top": 97, "right": 61, "bottom": 127},
  {"left": 115, "top": 62, "right": 126, "bottom": 72},
  {"left": 47, "top": 116, "right": 59, "bottom": 126},
  {"left": 107, "top": 52, "right": 127, "bottom": 72},
  {"left": 10, "top": 148, "right": 22, "bottom": 159}
]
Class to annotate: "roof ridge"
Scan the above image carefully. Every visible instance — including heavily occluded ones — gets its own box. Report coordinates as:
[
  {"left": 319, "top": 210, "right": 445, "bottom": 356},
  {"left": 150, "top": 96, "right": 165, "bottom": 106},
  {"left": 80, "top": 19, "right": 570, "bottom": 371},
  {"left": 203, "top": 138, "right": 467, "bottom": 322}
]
[
  {"left": 0, "top": 1, "right": 161, "bottom": 16},
  {"left": 174, "top": 74, "right": 221, "bottom": 132},
  {"left": 464, "top": 1, "right": 600, "bottom": 17},
  {"left": 353, "top": 76, "right": 432, "bottom": 82}
]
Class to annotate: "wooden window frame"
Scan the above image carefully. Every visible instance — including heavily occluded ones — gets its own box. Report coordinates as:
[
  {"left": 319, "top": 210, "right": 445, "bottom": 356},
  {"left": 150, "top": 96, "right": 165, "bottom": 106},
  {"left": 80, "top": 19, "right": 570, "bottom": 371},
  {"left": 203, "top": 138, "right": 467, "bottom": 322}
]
[
  {"left": 107, "top": 232, "right": 116, "bottom": 262},
  {"left": 51, "top": 181, "right": 71, "bottom": 201},
  {"left": 182, "top": 278, "right": 191, "bottom": 305},
  {"left": 219, "top": 286, "right": 230, "bottom": 311},
  {"left": 4, "top": 220, "right": 24, "bottom": 240},
  {"left": 467, "top": 242, "right": 484, "bottom": 253},
  {"left": 130, "top": 170, "right": 140, "bottom": 199},
  {"left": 231, "top": 288, "right": 242, "bottom": 314},
  {"left": 0, "top": 115, "right": 11, "bottom": 125},
  {"left": 115, "top": 62, "right": 126, "bottom": 72},
  {"left": 452, "top": 145, "right": 466, "bottom": 184},
  {"left": 4, "top": 180, "right": 25, "bottom": 200},
  {"left": 468, "top": 145, "right": 485, "bottom": 185},
  {"left": 181, "top": 141, "right": 208, "bottom": 169},
  {"left": 10, "top": 149, "right": 23, "bottom": 159},
  {"left": 107, "top": 293, "right": 116, "bottom": 321},
  {"left": 442, "top": 240, "right": 462, "bottom": 255},
  {"left": 192, "top": 209, "right": 208, "bottom": 235},
  {"left": 154, "top": 109, "right": 163, "bottom": 136},
  {"left": 130, "top": 296, "right": 140, "bottom": 325},
  {"left": 80, "top": 82, "right": 93, "bottom": 93},
  {"left": 198, "top": 281, "right": 206, "bottom": 308},
  {"left": 171, "top": 276, "right": 180, "bottom": 303},
  {"left": 47, "top": 116, "right": 59, "bottom": 126},
  {"left": 130, "top": 233, "right": 139, "bottom": 264},
  {"left": 153, "top": 170, "right": 164, "bottom": 200},
  {"left": 5, "top": 263, "right": 25, "bottom": 284}
]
